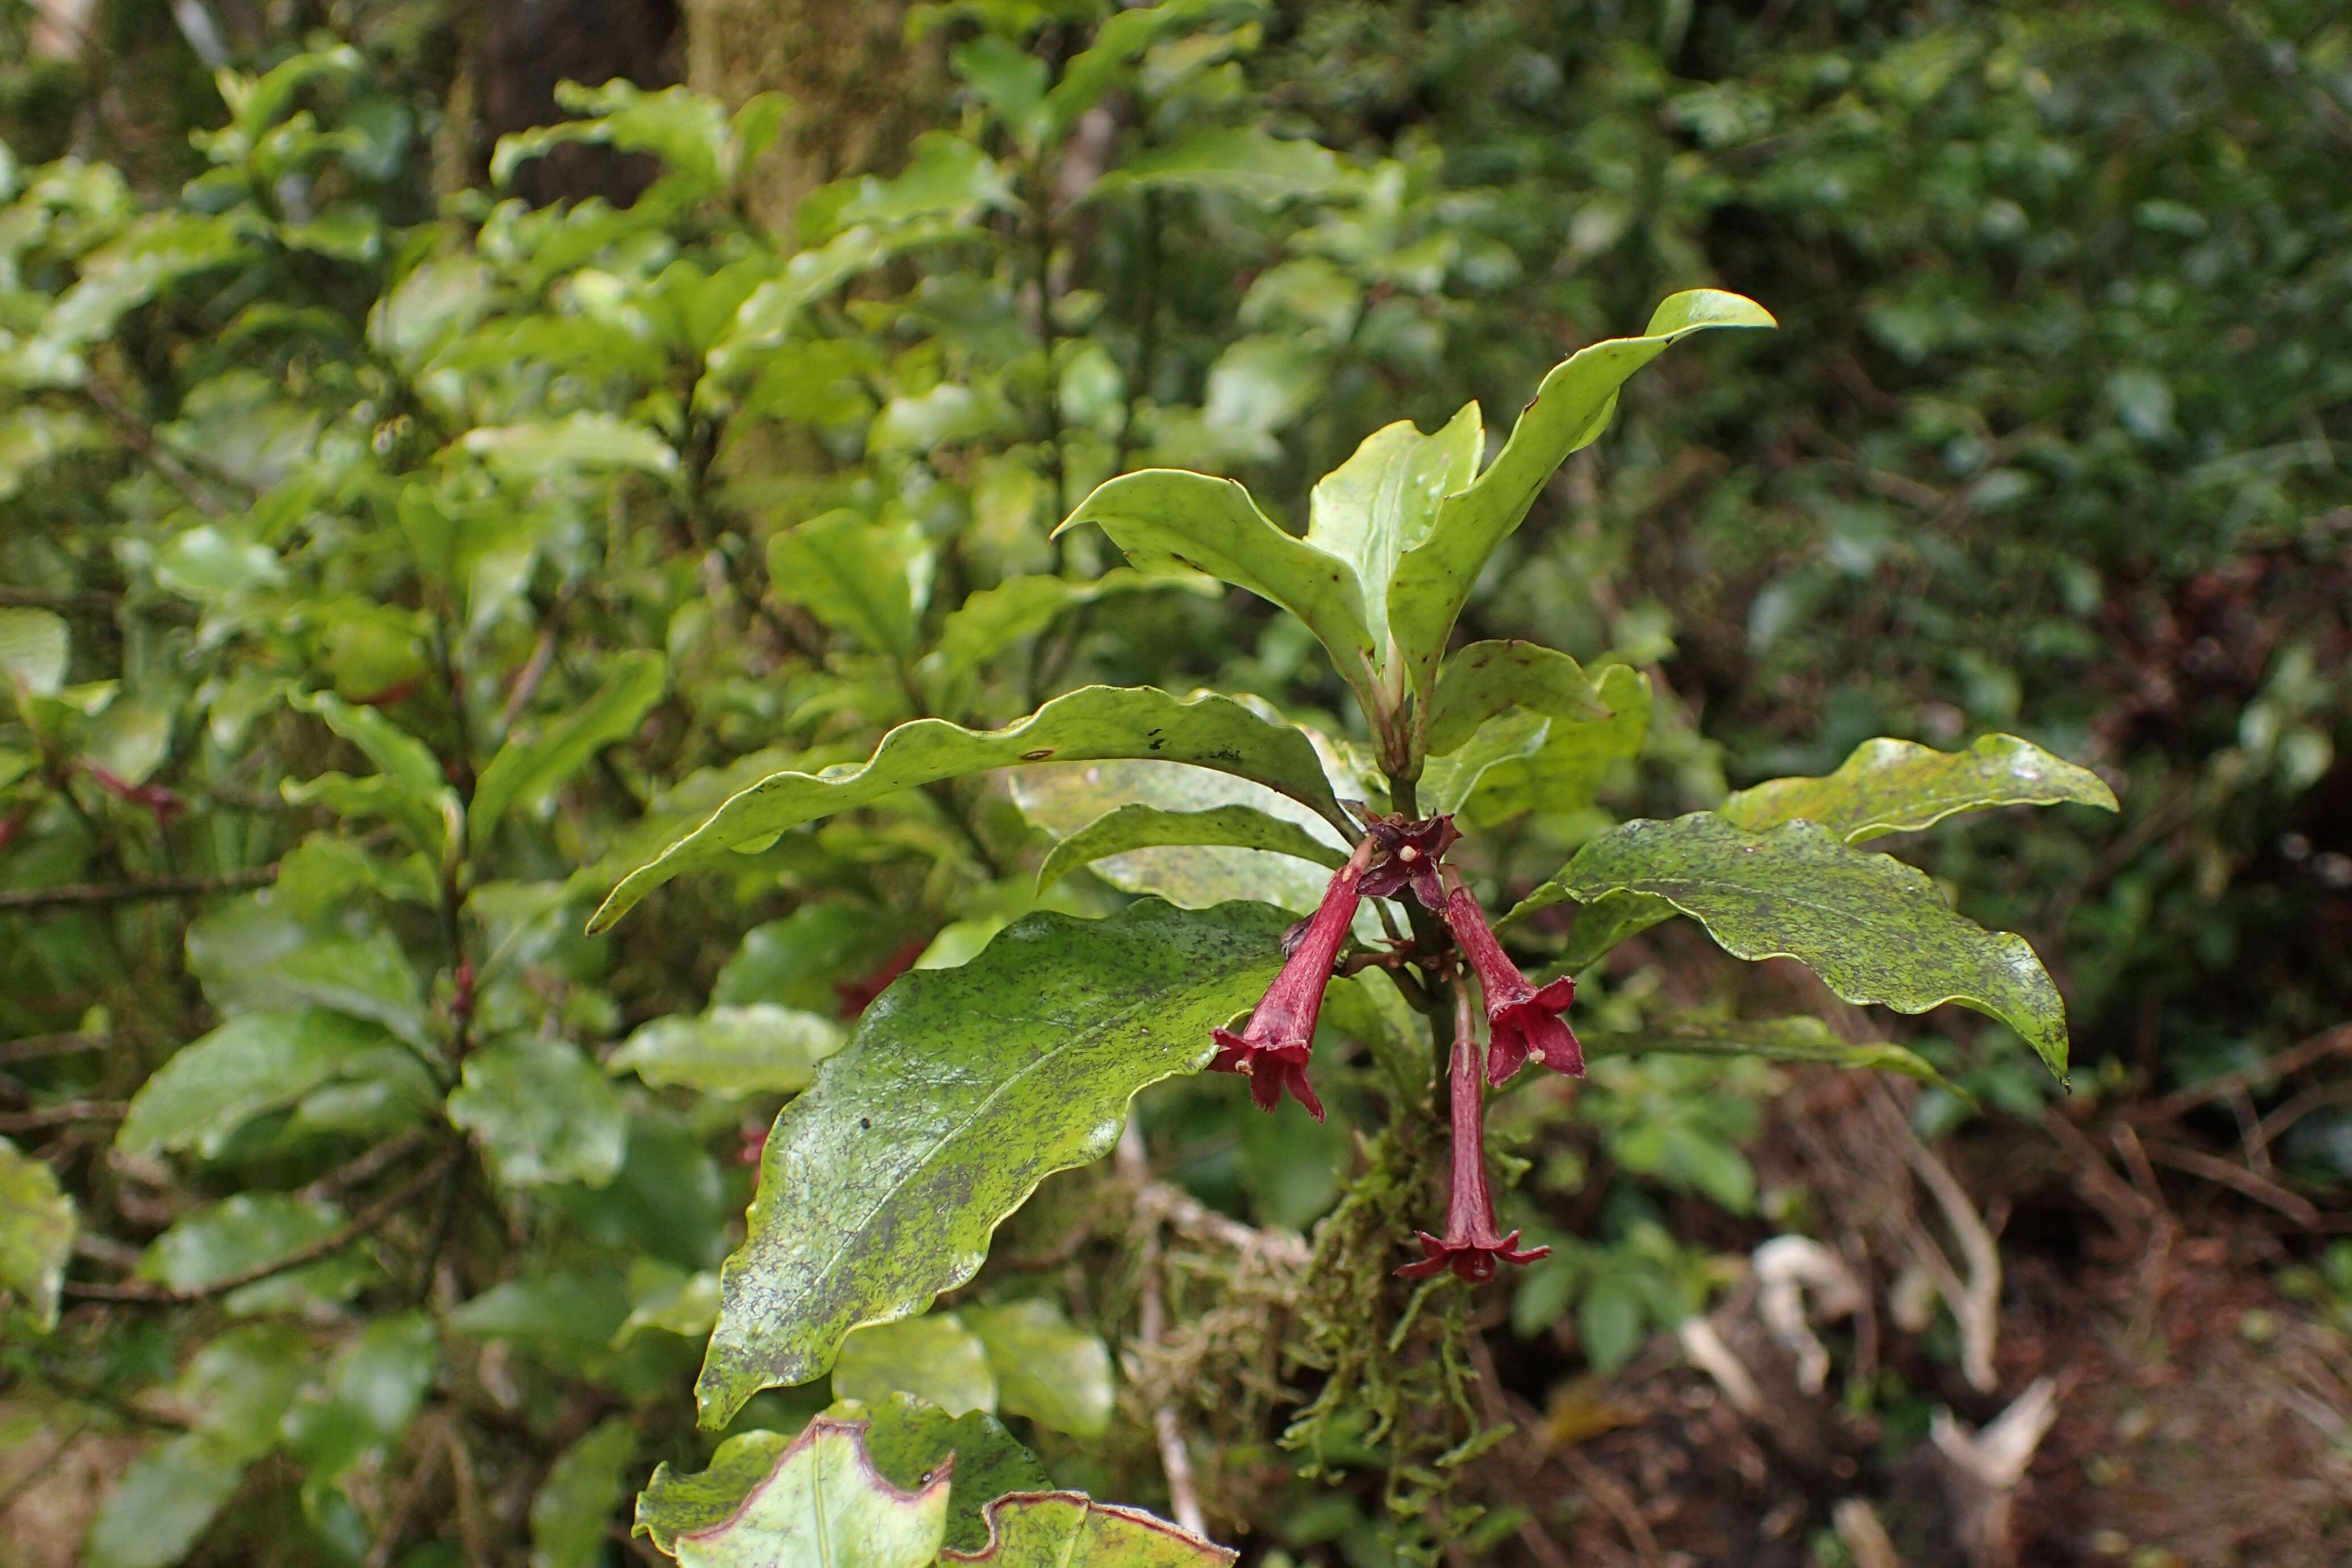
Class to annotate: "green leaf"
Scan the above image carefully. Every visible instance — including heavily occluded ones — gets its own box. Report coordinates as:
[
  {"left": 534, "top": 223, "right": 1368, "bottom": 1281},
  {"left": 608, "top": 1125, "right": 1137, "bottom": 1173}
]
[
  {"left": 532, "top": 1419, "right": 637, "bottom": 1568},
  {"left": 1473, "top": 663, "right": 1653, "bottom": 821},
  {"left": 472, "top": 651, "right": 666, "bottom": 840},
  {"left": 84, "top": 1433, "right": 247, "bottom": 1568},
  {"left": 714, "top": 902, "right": 920, "bottom": 1011},
  {"left": 591, "top": 687, "right": 1346, "bottom": 932},
  {"left": 1424, "top": 641, "right": 1610, "bottom": 757},
  {"left": 920, "top": 569, "right": 1212, "bottom": 697},
  {"left": 1387, "top": 291, "right": 1774, "bottom": 702},
  {"left": 460, "top": 413, "right": 681, "bottom": 481},
  {"left": 766, "top": 512, "right": 935, "bottom": 662},
  {"left": 1581, "top": 1016, "right": 1949, "bottom": 1086},
  {"left": 616, "top": 1262, "right": 722, "bottom": 1347},
  {"left": 116, "top": 1010, "right": 395, "bottom": 1159},
  {"left": 945, "top": 1492, "right": 1237, "bottom": 1565},
  {"left": 1419, "top": 710, "right": 1550, "bottom": 816},
  {"left": 612, "top": 1004, "right": 848, "bottom": 1096},
  {"left": 1546, "top": 891, "right": 1678, "bottom": 970},
  {"left": 175, "top": 1325, "right": 310, "bottom": 1460},
  {"left": 493, "top": 80, "right": 737, "bottom": 201},
  {"left": 854, "top": 1394, "right": 1052, "bottom": 1555},
  {"left": 635, "top": 1416, "right": 949, "bottom": 1567},
  {"left": 694, "top": 898, "right": 1290, "bottom": 1426},
  {"left": 833, "top": 1313, "right": 1000, "bottom": 1417},
  {"left": 824, "top": 132, "right": 1014, "bottom": 233},
  {"left": 1556, "top": 814, "right": 2070, "bottom": 1080},
  {"left": 1719, "top": 733, "right": 2119, "bottom": 843},
  {"left": 0, "top": 1136, "right": 74, "bottom": 1329},
  {"left": 186, "top": 896, "right": 429, "bottom": 1048},
  {"left": 138, "top": 1193, "right": 374, "bottom": 1314},
  {"left": 448, "top": 1037, "right": 629, "bottom": 1189},
  {"left": 964, "top": 1300, "right": 1115, "bottom": 1438},
  {"left": 279, "top": 1314, "right": 437, "bottom": 1512},
  {"left": 1303, "top": 408, "right": 1483, "bottom": 659},
  {"left": 1038, "top": 0, "right": 1260, "bottom": 139},
  {"left": 289, "top": 690, "right": 455, "bottom": 856},
  {"left": 1056, "top": 473, "right": 1381, "bottom": 707},
  {"left": 1037, "top": 803, "right": 1345, "bottom": 893},
  {"left": 0, "top": 606, "right": 69, "bottom": 699},
  {"left": 1092, "top": 126, "right": 1346, "bottom": 205}
]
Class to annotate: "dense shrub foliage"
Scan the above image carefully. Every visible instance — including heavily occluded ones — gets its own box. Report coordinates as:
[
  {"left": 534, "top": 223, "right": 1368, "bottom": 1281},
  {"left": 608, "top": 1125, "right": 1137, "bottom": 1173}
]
[{"left": 1, "top": 1, "right": 2345, "bottom": 1563}]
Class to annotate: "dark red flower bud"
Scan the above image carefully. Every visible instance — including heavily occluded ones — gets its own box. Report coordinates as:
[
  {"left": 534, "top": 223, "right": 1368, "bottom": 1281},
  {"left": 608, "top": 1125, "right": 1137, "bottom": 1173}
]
[
  {"left": 1359, "top": 813, "right": 1459, "bottom": 910},
  {"left": 1398, "top": 988, "right": 1550, "bottom": 1282},
  {"left": 1210, "top": 844, "right": 1372, "bottom": 1121},
  {"left": 1442, "top": 883, "right": 1580, "bottom": 1085}
]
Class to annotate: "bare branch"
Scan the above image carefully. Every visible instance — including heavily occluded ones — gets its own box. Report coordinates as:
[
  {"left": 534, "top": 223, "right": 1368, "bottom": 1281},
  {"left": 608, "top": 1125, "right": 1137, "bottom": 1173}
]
[{"left": 0, "top": 866, "right": 276, "bottom": 914}]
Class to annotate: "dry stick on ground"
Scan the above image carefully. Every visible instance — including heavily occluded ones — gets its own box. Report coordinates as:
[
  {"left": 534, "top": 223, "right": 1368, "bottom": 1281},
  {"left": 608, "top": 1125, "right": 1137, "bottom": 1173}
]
[
  {"left": 0, "top": 1100, "right": 125, "bottom": 1133},
  {"left": 1870, "top": 1083, "right": 2001, "bottom": 1394},
  {"left": 1116, "top": 1123, "right": 1208, "bottom": 1541},
  {"left": 2128, "top": 1021, "right": 2352, "bottom": 1124},
  {"left": 0, "top": 865, "right": 277, "bottom": 913},
  {"left": 2140, "top": 1138, "right": 2322, "bottom": 1228},
  {"left": 0, "top": 1031, "right": 111, "bottom": 1066},
  {"left": 64, "top": 1152, "right": 457, "bottom": 1303}
]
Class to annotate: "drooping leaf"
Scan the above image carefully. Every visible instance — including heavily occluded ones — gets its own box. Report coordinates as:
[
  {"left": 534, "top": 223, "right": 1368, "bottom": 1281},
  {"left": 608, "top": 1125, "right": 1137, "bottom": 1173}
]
[
  {"left": 0, "top": 1136, "right": 74, "bottom": 1329},
  {"left": 472, "top": 650, "right": 666, "bottom": 840},
  {"left": 1580, "top": 1016, "right": 1949, "bottom": 1086},
  {"left": 447, "top": 1037, "right": 629, "bottom": 1189},
  {"left": 1720, "top": 733, "right": 2119, "bottom": 843},
  {"left": 611, "top": 1004, "right": 847, "bottom": 1096},
  {"left": 1424, "top": 640, "right": 1610, "bottom": 757},
  {"left": 635, "top": 1416, "right": 950, "bottom": 1567},
  {"left": 1387, "top": 291, "right": 1775, "bottom": 701},
  {"left": 185, "top": 896, "right": 429, "bottom": 1047},
  {"left": 137, "top": 1193, "right": 374, "bottom": 1313},
  {"left": 83, "top": 1433, "right": 248, "bottom": 1568},
  {"left": 1303, "top": 408, "right": 1483, "bottom": 659},
  {"left": 1012, "top": 761, "right": 1356, "bottom": 920},
  {"left": 854, "top": 1394, "right": 1053, "bottom": 1554},
  {"left": 964, "top": 1300, "right": 1115, "bottom": 1438},
  {"left": 592, "top": 687, "right": 1347, "bottom": 931},
  {"left": 766, "top": 512, "right": 936, "bottom": 662},
  {"left": 693, "top": 898, "right": 1290, "bottom": 1426},
  {"left": 116, "top": 1010, "right": 397, "bottom": 1159},
  {"left": 1556, "top": 814, "right": 2070, "bottom": 1079},
  {"left": 1473, "top": 662, "right": 1652, "bottom": 821},
  {"left": 1036, "top": 803, "right": 1346, "bottom": 893},
  {"left": 531, "top": 1419, "right": 637, "bottom": 1568},
  {"left": 944, "top": 1492, "right": 1237, "bottom": 1566},
  {"left": 1055, "top": 473, "right": 1381, "bottom": 706},
  {"left": 1091, "top": 126, "right": 1347, "bottom": 204},
  {"left": 1419, "top": 710, "right": 1549, "bottom": 815},
  {"left": 832, "top": 1312, "right": 999, "bottom": 1417}
]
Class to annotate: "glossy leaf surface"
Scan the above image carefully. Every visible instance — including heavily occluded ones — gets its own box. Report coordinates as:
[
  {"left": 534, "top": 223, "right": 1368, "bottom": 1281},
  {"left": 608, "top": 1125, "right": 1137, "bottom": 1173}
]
[
  {"left": 945, "top": 1492, "right": 1237, "bottom": 1566},
  {"left": 1424, "top": 640, "right": 1609, "bottom": 757},
  {"left": 694, "top": 899, "right": 1290, "bottom": 1425},
  {"left": 610, "top": 1004, "right": 846, "bottom": 1097},
  {"left": 1581, "top": 1016, "right": 1947, "bottom": 1085},
  {"left": 1720, "top": 733, "right": 2118, "bottom": 843},
  {"left": 641, "top": 1416, "right": 948, "bottom": 1568},
  {"left": 833, "top": 1312, "right": 999, "bottom": 1417},
  {"left": 965, "top": 1299, "right": 1116, "bottom": 1438},
  {"left": 593, "top": 686, "right": 1345, "bottom": 930},
  {"left": 1303, "top": 408, "right": 1483, "bottom": 657},
  {"left": 1036, "top": 802, "right": 1345, "bottom": 893},
  {"left": 473, "top": 651, "right": 665, "bottom": 840},
  {"left": 767, "top": 512, "right": 936, "bottom": 662},
  {"left": 1558, "top": 814, "right": 2070, "bottom": 1078},
  {"left": 1387, "top": 291, "right": 1775, "bottom": 701},
  {"left": 115, "top": 1010, "right": 393, "bottom": 1158}
]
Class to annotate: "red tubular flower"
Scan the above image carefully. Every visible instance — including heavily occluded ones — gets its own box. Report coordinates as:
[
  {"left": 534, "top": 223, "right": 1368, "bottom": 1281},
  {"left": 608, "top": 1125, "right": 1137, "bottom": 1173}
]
[
  {"left": 1358, "top": 813, "right": 1459, "bottom": 910},
  {"left": 1210, "top": 844, "right": 1371, "bottom": 1121},
  {"left": 1398, "top": 991, "right": 1550, "bottom": 1282},
  {"left": 1442, "top": 883, "right": 1580, "bottom": 1085}
]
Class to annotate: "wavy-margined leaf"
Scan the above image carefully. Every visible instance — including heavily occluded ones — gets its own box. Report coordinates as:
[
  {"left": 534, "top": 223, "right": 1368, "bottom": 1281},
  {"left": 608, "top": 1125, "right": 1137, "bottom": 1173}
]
[
  {"left": 610, "top": 1004, "right": 846, "bottom": 1097},
  {"left": 1470, "top": 662, "right": 1652, "bottom": 822},
  {"left": 1054, "top": 472, "right": 1381, "bottom": 704},
  {"left": 472, "top": 651, "right": 666, "bottom": 840},
  {"left": 1424, "top": 640, "right": 1609, "bottom": 757},
  {"left": 1387, "top": 291, "right": 1775, "bottom": 702},
  {"left": 1720, "top": 733, "right": 2118, "bottom": 843},
  {"left": 964, "top": 1300, "right": 1115, "bottom": 1438},
  {"left": 1511, "top": 890, "right": 1678, "bottom": 971},
  {"left": 1419, "top": 710, "right": 1549, "bottom": 815},
  {"left": 1011, "top": 761, "right": 1361, "bottom": 922},
  {"left": 693, "top": 899, "right": 1290, "bottom": 1425},
  {"left": 833, "top": 1312, "right": 998, "bottom": 1417},
  {"left": 635, "top": 1416, "right": 950, "bottom": 1567},
  {"left": 1557, "top": 814, "right": 2070, "bottom": 1079},
  {"left": 854, "top": 1395, "right": 1052, "bottom": 1554},
  {"left": 591, "top": 687, "right": 1346, "bottom": 931},
  {"left": 946, "top": 1493, "right": 1237, "bottom": 1566},
  {"left": 1036, "top": 803, "right": 1346, "bottom": 893},
  {"left": 1580, "top": 1016, "right": 1948, "bottom": 1086},
  {"left": 115, "top": 1010, "right": 398, "bottom": 1158},
  {"left": 767, "top": 511, "right": 935, "bottom": 662},
  {"left": 0, "top": 1136, "right": 74, "bottom": 1329}
]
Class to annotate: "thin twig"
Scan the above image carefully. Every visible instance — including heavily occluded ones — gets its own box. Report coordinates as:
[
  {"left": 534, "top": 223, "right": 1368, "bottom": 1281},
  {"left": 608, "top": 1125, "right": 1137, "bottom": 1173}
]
[
  {"left": 64, "top": 1153, "right": 455, "bottom": 1303},
  {"left": 77, "top": 377, "right": 234, "bottom": 517},
  {"left": 0, "top": 586, "right": 117, "bottom": 610},
  {"left": 1117, "top": 1123, "right": 1207, "bottom": 1541},
  {"left": 300, "top": 1129, "right": 431, "bottom": 1202},
  {"left": 0, "top": 866, "right": 276, "bottom": 913},
  {"left": 0, "top": 1031, "right": 111, "bottom": 1066},
  {"left": 2139, "top": 1139, "right": 2322, "bottom": 1228},
  {"left": 2128, "top": 1023, "right": 2352, "bottom": 1124},
  {"left": 0, "top": 1100, "right": 124, "bottom": 1133},
  {"left": 1873, "top": 1085, "right": 2001, "bottom": 1393}
]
